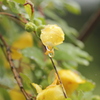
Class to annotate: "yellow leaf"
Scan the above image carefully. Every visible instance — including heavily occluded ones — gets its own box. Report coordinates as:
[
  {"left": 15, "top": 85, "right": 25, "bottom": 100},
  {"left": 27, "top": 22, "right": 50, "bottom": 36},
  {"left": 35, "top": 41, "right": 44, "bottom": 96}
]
[{"left": 12, "top": 32, "right": 33, "bottom": 49}]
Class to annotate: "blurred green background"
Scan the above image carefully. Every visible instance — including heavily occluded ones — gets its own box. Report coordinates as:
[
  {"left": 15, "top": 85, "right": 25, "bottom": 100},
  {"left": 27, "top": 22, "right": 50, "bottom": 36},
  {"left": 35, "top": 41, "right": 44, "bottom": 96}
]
[
  {"left": 65, "top": 0, "right": 100, "bottom": 95},
  {"left": 0, "top": 0, "right": 100, "bottom": 98}
]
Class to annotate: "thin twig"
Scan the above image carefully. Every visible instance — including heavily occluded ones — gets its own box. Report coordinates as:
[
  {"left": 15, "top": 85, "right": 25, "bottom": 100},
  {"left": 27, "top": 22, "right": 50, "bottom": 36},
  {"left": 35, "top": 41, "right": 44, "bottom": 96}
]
[
  {"left": 49, "top": 57, "right": 68, "bottom": 98},
  {"left": 78, "top": 9, "right": 100, "bottom": 41},
  {"left": 0, "top": 34, "right": 33, "bottom": 100},
  {"left": 0, "top": 12, "right": 28, "bottom": 24}
]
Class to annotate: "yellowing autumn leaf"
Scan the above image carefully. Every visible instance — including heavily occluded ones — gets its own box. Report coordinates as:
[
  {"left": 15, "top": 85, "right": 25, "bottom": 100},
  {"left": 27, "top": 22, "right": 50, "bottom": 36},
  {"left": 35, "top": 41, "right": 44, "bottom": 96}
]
[
  {"left": 12, "top": 32, "right": 33, "bottom": 49},
  {"left": 58, "top": 70, "right": 85, "bottom": 96}
]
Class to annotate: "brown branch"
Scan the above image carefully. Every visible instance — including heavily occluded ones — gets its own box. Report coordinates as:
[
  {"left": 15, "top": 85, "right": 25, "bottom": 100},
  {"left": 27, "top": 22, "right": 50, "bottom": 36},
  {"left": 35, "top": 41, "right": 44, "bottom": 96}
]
[
  {"left": 0, "top": 34, "right": 33, "bottom": 100},
  {"left": 49, "top": 57, "right": 68, "bottom": 98},
  {"left": 78, "top": 9, "right": 100, "bottom": 41},
  {"left": 0, "top": 12, "right": 28, "bottom": 24}
]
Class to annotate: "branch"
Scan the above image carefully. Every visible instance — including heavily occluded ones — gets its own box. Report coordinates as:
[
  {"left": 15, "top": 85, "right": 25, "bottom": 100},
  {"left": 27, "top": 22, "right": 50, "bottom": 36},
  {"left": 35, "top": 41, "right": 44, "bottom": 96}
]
[
  {"left": 78, "top": 9, "right": 100, "bottom": 41},
  {"left": 0, "top": 12, "right": 28, "bottom": 24},
  {"left": 0, "top": 34, "right": 33, "bottom": 100},
  {"left": 49, "top": 57, "right": 68, "bottom": 98}
]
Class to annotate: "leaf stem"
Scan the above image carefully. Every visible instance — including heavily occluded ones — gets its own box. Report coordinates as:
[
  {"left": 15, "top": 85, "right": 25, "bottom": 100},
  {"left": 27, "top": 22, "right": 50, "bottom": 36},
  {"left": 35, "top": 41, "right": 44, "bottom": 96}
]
[{"left": 49, "top": 57, "right": 68, "bottom": 98}]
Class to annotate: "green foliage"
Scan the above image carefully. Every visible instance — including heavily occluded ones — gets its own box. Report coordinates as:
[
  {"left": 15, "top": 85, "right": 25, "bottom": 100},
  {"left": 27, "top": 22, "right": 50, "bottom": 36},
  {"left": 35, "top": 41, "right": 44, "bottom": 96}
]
[{"left": 55, "top": 43, "right": 92, "bottom": 67}]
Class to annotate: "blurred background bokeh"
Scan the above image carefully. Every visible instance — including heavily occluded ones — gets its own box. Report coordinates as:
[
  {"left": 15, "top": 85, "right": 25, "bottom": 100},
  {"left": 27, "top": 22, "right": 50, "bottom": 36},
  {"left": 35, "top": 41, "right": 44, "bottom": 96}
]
[
  {"left": 0, "top": 0, "right": 100, "bottom": 99},
  {"left": 65, "top": 0, "right": 100, "bottom": 95}
]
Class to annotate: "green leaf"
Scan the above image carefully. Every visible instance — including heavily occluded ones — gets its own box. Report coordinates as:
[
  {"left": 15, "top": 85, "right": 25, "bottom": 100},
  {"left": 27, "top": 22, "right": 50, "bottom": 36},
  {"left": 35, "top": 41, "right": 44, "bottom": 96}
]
[
  {"left": 54, "top": 43, "right": 91, "bottom": 66},
  {"left": 0, "top": 87, "right": 11, "bottom": 100},
  {"left": 20, "top": 73, "right": 32, "bottom": 90},
  {"left": 13, "top": 0, "right": 25, "bottom": 4},
  {"left": 20, "top": 73, "right": 37, "bottom": 95},
  {"left": 24, "top": 2, "right": 34, "bottom": 20},
  {"left": 78, "top": 80, "right": 95, "bottom": 91},
  {"left": 64, "top": 1, "right": 81, "bottom": 14},
  {"left": 21, "top": 47, "right": 44, "bottom": 66}
]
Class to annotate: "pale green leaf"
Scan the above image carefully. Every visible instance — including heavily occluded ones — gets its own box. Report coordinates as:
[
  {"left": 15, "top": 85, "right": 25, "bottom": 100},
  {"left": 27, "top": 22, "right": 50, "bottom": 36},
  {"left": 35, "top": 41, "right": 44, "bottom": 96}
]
[{"left": 78, "top": 80, "right": 95, "bottom": 91}]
